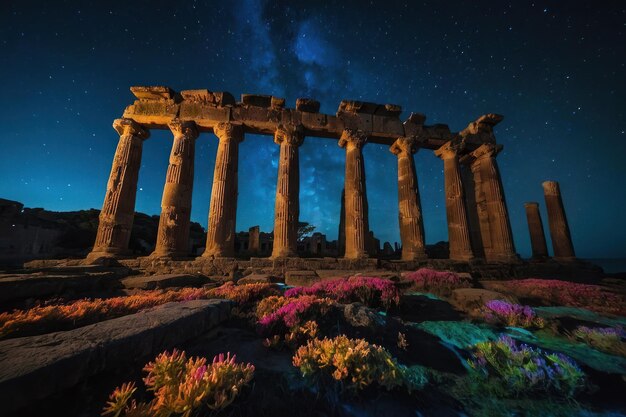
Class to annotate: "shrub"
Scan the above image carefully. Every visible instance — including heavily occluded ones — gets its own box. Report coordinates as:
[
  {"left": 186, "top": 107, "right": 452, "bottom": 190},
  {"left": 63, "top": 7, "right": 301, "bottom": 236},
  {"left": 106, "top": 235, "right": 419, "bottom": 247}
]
[
  {"left": 285, "top": 276, "right": 400, "bottom": 309},
  {"left": 258, "top": 295, "right": 334, "bottom": 348},
  {"left": 467, "top": 335, "right": 585, "bottom": 399},
  {"left": 404, "top": 268, "right": 471, "bottom": 296},
  {"left": 571, "top": 326, "right": 626, "bottom": 357},
  {"left": 482, "top": 300, "right": 546, "bottom": 329},
  {"left": 255, "top": 295, "right": 290, "bottom": 320},
  {"left": 0, "top": 283, "right": 279, "bottom": 339},
  {"left": 292, "top": 335, "right": 427, "bottom": 395},
  {"left": 485, "top": 279, "right": 625, "bottom": 316},
  {"left": 103, "top": 350, "right": 254, "bottom": 417}
]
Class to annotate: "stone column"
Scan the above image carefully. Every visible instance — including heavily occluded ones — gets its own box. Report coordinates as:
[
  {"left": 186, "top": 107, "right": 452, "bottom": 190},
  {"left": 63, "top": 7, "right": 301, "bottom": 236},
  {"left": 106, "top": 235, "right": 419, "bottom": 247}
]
[
  {"left": 435, "top": 140, "right": 474, "bottom": 261},
  {"left": 339, "top": 129, "right": 369, "bottom": 259},
  {"left": 469, "top": 144, "right": 517, "bottom": 261},
  {"left": 390, "top": 136, "right": 427, "bottom": 261},
  {"left": 542, "top": 181, "right": 576, "bottom": 260},
  {"left": 524, "top": 202, "right": 549, "bottom": 259},
  {"left": 271, "top": 124, "right": 304, "bottom": 258},
  {"left": 87, "top": 118, "right": 149, "bottom": 261},
  {"left": 338, "top": 188, "right": 346, "bottom": 257},
  {"left": 202, "top": 123, "right": 244, "bottom": 258},
  {"left": 152, "top": 120, "right": 199, "bottom": 258}
]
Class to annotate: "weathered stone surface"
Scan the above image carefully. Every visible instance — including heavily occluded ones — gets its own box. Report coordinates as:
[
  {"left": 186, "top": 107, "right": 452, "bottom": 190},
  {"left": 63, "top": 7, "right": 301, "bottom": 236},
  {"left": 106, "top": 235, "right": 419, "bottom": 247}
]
[
  {"left": 525, "top": 202, "right": 549, "bottom": 259},
  {"left": 435, "top": 140, "right": 474, "bottom": 261},
  {"left": 342, "top": 302, "right": 385, "bottom": 329},
  {"left": 543, "top": 181, "right": 576, "bottom": 260},
  {"left": 120, "top": 273, "right": 208, "bottom": 289},
  {"left": 241, "top": 94, "right": 277, "bottom": 108},
  {"left": 130, "top": 86, "right": 176, "bottom": 101},
  {"left": 179, "top": 89, "right": 235, "bottom": 106},
  {"left": 0, "top": 299, "right": 232, "bottom": 413},
  {"left": 152, "top": 120, "right": 199, "bottom": 258},
  {"left": 339, "top": 129, "right": 370, "bottom": 259},
  {"left": 390, "top": 137, "right": 427, "bottom": 261},
  {"left": 203, "top": 123, "right": 243, "bottom": 258},
  {"left": 284, "top": 270, "right": 319, "bottom": 287},
  {"left": 87, "top": 119, "right": 149, "bottom": 262},
  {"left": 271, "top": 124, "right": 304, "bottom": 258},
  {"left": 237, "top": 273, "right": 274, "bottom": 284},
  {"left": 295, "top": 98, "right": 321, "bottom": 113}
]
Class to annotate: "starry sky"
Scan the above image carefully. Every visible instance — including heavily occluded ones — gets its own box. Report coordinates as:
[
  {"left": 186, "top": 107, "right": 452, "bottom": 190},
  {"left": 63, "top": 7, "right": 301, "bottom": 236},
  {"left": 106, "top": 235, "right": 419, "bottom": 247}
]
[{"left": 1, "top": 1, "right": 625, "bottom": 259}]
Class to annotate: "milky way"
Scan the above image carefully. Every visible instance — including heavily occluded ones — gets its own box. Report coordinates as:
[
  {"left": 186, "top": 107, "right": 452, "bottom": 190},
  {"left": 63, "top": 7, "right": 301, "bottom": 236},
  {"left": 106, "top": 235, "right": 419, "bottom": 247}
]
[{"left": 1, "top": 1, "right": 624, "bottom": 258}]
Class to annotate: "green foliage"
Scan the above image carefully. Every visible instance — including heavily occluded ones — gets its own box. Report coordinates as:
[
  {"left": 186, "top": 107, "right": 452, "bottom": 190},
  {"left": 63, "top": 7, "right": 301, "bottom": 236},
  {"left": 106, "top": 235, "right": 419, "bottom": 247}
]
[
  {"left": 415, "top": 321, "right": 498, "bottom": 349},
  {"left": 467, "top": 336, "right": 585, "bottom": 399}
]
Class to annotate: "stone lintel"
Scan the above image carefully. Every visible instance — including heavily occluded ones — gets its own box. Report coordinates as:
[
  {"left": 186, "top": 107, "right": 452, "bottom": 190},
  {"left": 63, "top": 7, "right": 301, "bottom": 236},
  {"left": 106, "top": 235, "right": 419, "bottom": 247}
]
[
  {"left": 130, "top": 86, "right": 177, "bottom": 101},
  {"left": 240, "top": 94, "right": 285, "bottom": 109},
  {"left": 180, "top": 89, "right": 236, "bottom": 106},
  {"left": 296, "top": 98, "right": 321, "bottom": 113},
  {"left": 338, "top": 100, "right": 402, "bottom": 117}
]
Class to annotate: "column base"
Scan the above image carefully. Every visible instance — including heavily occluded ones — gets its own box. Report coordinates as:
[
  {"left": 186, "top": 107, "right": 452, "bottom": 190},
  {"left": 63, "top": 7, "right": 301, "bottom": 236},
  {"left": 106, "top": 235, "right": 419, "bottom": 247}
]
[
  {"left": 148, "top": 251, "right": 190, "bottom": 260},
  {"left": 343, "top": 252, "right": 369, "bottom": 260},
  {"left": 201, "top": 249, "right": 235, "bottom": 259},
  {"left": 449, "top": 252, "right": 474, "bottom": 262},
  {"left": 401, "top": 250, "right": 428, "bottom": 262},
  {"left": 270, "top": 252, "right": 299, "bottom": 260},
  {"left": 85, "top": 249, "right": 129, "bottom": 262},
  {"left": 485, "top": 253, "right": 522, "bottom": 263}
]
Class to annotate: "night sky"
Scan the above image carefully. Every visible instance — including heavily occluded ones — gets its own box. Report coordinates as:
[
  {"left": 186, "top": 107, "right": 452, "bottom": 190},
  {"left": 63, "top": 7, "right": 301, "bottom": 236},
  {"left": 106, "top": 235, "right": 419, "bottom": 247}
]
[{"left": 1, "top": 1, "right": 625, "bottom": 259}]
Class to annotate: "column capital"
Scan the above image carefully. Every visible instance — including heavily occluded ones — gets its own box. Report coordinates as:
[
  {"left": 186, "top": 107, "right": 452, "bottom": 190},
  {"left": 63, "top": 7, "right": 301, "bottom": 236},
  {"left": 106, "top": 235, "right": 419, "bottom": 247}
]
[
  {"left": 390, "top": 136, "right": 425, "bottom": 156},
  {"left": 542, "top": 180, "right": 560, "bottom": 196},
  {"left": 524, "top": 201, "right": 540, "bottom": 209},
  {"left": 168, "top": 119, "right": 199, "bottom": 139},
  {"left": 339, "top": 128, "right": 367, "bottom": 149},
  {"left": 470, "top": 143, "right": 503, "bottom": 161},
  {"left": 434, "top": 139, "right": 465, "bottom": 160},
  {"left": 274, "top": 123, "right": 304, "bottom": 146},
  {"left": 113, "top": 118, "right": 150, "bottom": 139},
  {"left": 213, "top": 122, "right": 244, "bottom": 143}
]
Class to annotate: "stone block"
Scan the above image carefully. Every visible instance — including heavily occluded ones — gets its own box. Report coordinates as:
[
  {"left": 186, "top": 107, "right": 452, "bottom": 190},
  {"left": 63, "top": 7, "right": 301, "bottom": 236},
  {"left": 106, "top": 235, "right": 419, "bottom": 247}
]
[
  {"left": 237, "top": 273, "right": 274, "bottom": 284},
  {"left": 284, "top": 270, "right": 319, "bottom": 287},
  {"left": 241, "top": 94, "right": 272, "bottom": 107},
  {"left": 179, "top": 89, "right": 235, "bottom": 106},
  {"left": 0, "top": 299, "right": 232, "bottom": 414},
  {"left": 372, "top": 115, "right": 404, "bottom": 136},
  {"left": 120, "top": 273, "right": 209, "bottom": 290},
  {"left": 130, "top": 86, "right": 176, "bottom": 101},
  {"left": 296, "top": 98, "right": 321, "bottom": 113},
  {"left": 179, "top": 103, "right": 230, "bottom": 123}
]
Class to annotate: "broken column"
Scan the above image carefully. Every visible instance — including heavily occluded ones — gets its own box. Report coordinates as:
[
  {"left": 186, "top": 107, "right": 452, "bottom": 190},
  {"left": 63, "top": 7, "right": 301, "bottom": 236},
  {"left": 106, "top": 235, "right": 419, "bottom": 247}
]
[
  {"left": 152, "top": 120, "right": 199, "bottom": 258},
  {"left": 390, "top": 136, "right": 427, "bottom": 260},
  {"left": 469, "top": 144, "right": 517, "bottom": 261},
  {"left": 435, "top": 140, "right": 474, "bottom": 261},
  {"left": 524, "top": 202, "right": 549, "bottom": 259},
  {"left": 87, "top": 118, "right": 149, "bottom": 261},
  {"left": 271, "top": 124, "right": 304, "bottom": 258},
  {"left": 339, "top": 129, "right": 370, "bottom": 259},
  {"left": 202, "top": 123, "right": 244, "bottom": 258},
  {"left": 542, "top": 181, "right": 576, "bottom": 260}
]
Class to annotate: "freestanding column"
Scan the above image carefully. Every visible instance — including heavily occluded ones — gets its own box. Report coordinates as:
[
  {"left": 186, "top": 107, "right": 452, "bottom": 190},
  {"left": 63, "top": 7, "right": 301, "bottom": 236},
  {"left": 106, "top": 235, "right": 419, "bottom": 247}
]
[
  {"left": 390, "top": 137, "right": 427, "bottom": 261},
  {"left": 271, "top": 124, "right": 304, "bottom": 258},
  {"left": 469, "top": 144, "right": 517, "bottom": 261},
  {"left": 339, "top": 129, "right": 369, "bottom": 259},
  {"left": 542, "top": 181, "right": 576, "bottom": 260},
  {"left": 202, "top": 123, "right": 244, "bottom": 258},
  {"left": 87, "top": 118, "right": 149, "bottom": 261},
  {"left": 152, "top": 120, "right": 199, "bottom": 258},
  {"left": 435, "top": 140, "right": 474, "bottom": 261},
  {"left": 524, "top": 202, "right": 549, "bottom": 259}
]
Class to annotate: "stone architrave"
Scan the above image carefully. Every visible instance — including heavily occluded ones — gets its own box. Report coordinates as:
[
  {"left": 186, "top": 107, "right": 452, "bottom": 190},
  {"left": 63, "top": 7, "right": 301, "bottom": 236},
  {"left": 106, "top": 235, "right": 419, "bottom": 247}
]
[
  {"left": 434, "top": 140, "right": 474, "bottom": 261},
  {"left": 542, "top": 181, "right": 576, "bottom": 260},
  {"left": 202, "top": 123, "right": 244, "bottom": 258},
  {"left": 271, "top": 124, "right": 304, "bottom": 258},
  {"left": 469, "top": 144, "right": 517, "bottom": 261},
  {"left": 390, "top": 136, "right": 427, "bottom": 260},
  {"left": 339, "top": 129, "right": 370, "bottom": 259},
  {"left": 152, "top": 120, "right": 199, "bottom": 258},
  {"left": 524, "top": 202, "right": 549, "bottom": 259},
  {"left": 87, "top": 118, "right": 149, "bottom": 261}
]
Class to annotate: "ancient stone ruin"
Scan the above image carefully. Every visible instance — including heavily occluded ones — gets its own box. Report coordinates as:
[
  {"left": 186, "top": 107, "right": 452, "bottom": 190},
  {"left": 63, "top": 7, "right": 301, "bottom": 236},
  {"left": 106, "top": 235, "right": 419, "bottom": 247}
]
[{"left": 86, "top": 86, "right": 577, "bottom": 268}]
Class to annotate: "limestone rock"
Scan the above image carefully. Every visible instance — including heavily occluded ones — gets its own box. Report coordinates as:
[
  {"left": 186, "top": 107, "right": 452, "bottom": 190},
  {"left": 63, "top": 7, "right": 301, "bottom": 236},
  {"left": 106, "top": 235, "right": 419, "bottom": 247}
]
[
  {"left": 285, "top": 270, "right": 319, "bottom": 287},
  {"left": 342, "top": 302, "right": 384, "bottom": 329},
  {"left": 120, "top": 273, "right": 208, "bottom": 290},
  {"left": 0, "top": 299, "right": 232, "bottom": 414},
  {"left": 449, "top": 287, "right": 512, "bottom": 313},
  {"left": 237, "top": 273, "right": 274, "bottom": 284}
]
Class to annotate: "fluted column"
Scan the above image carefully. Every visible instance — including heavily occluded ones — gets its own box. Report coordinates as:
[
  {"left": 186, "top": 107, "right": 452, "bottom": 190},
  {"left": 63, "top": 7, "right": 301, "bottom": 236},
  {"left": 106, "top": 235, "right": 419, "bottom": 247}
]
[
  {"left": 152, "top": 120, "right": 199, "bottom": 258},
  {"left": 87, "top": 118, "right": 149, "bottom": 261},
  {"left": 469, "top": 144, "right": 517, "bottom": 261},
  {"left": 390, "top": 137, "right": 426, "bottom": 261},
  {"left": 542, "top": 181, "right": 576, "bottom": 260},
  {"left": 202, "top": 123, "right": 244, "bottom": 258},
  {"left": 271, "top": 124, "right": 304, "bottom": 258},
  {"left": 524, "top": 202, "right": 549, "bottom": 259},
  {"left": 435, "top": 140, "right": 474, "bottom": 261},
  {"left": 339, "top": 129, "right": 369, "bottom": 259}
]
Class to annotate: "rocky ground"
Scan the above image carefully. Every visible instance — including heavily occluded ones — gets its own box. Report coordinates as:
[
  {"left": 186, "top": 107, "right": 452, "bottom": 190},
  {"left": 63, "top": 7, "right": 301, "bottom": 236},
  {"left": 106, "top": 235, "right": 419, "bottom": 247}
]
[{"left": 0, "top": 260, "right": 625, "bottom": 416}]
